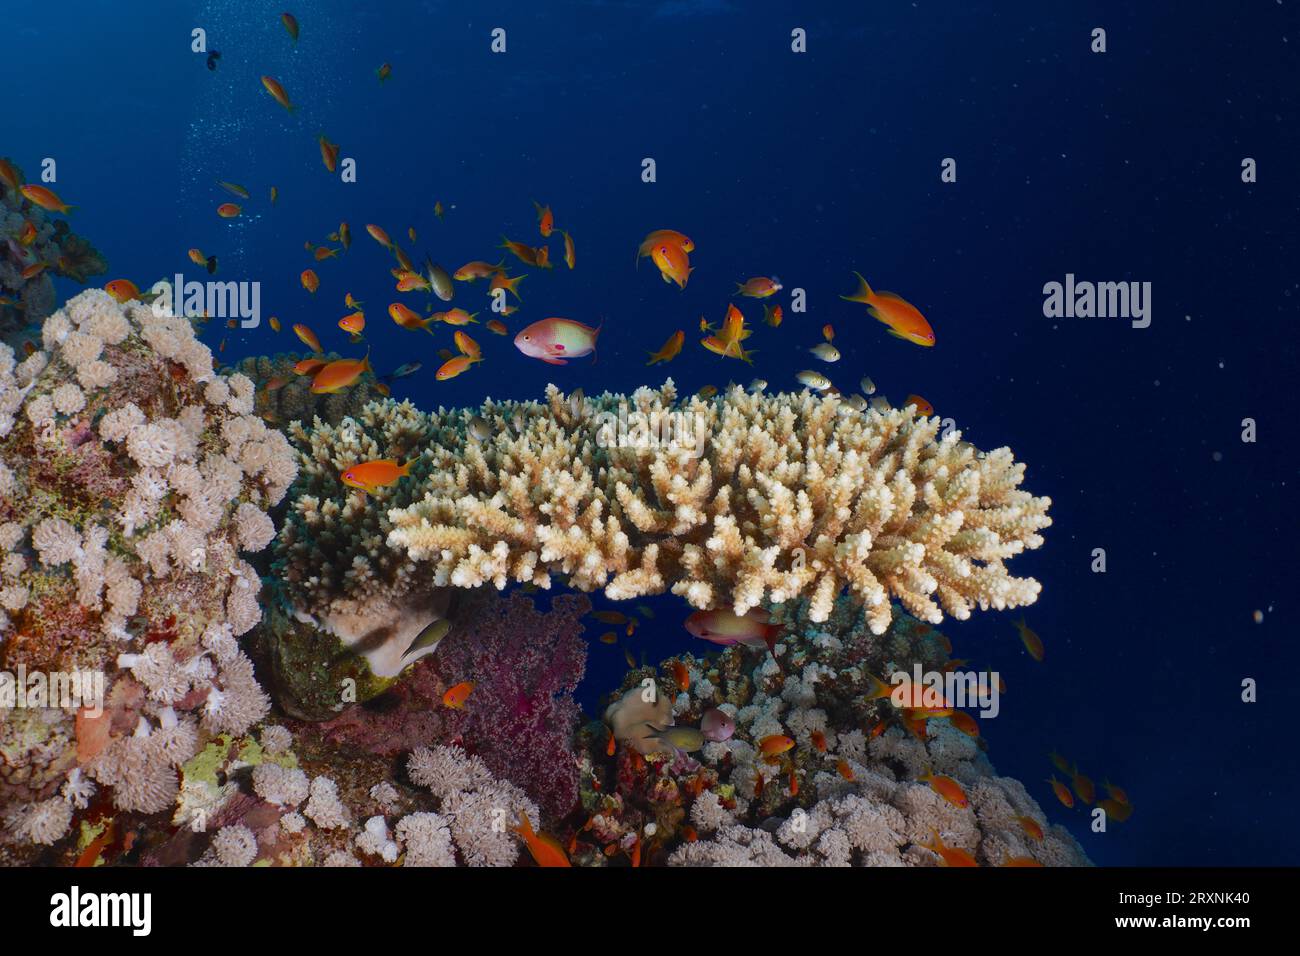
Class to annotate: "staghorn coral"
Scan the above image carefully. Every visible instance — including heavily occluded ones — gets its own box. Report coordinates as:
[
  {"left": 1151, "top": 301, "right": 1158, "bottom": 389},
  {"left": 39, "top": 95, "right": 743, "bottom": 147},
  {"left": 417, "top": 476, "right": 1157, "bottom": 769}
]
[
  {"left": 282, "top": 381, "right": 1050, "bottom": 633},
  {"left": 0, "top": 288, "right": 295, "bottom": 838}
]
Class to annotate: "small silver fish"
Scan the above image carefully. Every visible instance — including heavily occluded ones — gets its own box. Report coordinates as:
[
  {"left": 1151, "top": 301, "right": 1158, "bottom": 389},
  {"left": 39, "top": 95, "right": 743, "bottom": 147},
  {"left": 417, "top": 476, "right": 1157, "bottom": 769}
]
[
  {"left": 402, "top": 617, "right": 452, "bottom": 663},
  {"left": 796, "top": 370, "right": 831, "bottom": 391},
  {"left": 511, "top": 409, "right": 525, "bottom": 434},
  {"left": 747, "top": 378, "right": 768, "bottom": 393},
  {"left": 860, "top": 376, "right": 876, "bottom": 395},
  {"left": 569, "top": 388, "right": 585, "bottom": 419},
  {"left": 845, "top": 393, "right": 868, "bottom": 411},
  {"left": 809, "top": 343, "right": 840, "bottom": 363},
  {"left": 869, "top": 397, "right": 892, "bottom": 412},
  {"left": 467, "top": 415, "right": 491, "bottom": 441}
]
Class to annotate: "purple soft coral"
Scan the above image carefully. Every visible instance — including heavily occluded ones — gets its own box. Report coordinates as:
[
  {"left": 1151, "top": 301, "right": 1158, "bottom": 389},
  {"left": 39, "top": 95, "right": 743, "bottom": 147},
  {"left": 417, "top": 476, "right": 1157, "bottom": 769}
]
[{"left": 434, "top": 591, "right": 589, "bottom": 819}]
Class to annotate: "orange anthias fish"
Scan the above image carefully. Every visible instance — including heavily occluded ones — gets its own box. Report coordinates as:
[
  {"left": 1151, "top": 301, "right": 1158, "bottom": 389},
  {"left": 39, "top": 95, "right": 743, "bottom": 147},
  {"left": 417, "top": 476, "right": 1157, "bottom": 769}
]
[
  {"left": 18, "top": 221, "right": 36, "bottom": 246},
  {"left": 836, "top": 760, "right": 855, "bottom": 781},
  {"left": 311, "top": 352, "right": 371, "bottom": 394},
  {"left": 453, "top": 331, "right": 481, "bottom": 361},
  {"left": 19, "top": 184, "right": 73, "bottom": 214},
  {"left": 512, "top": 811, "right": 570, "bottom": 867},
  {"left": 431, "top": 308, "right": 478, "bottom": 326},
  {"left": 454, "top": 260, "right": 504, "bottom": 282},
  {"left": 388, "top": 302, "right": 434, "bottom": 334},
  {"left": 1013, "top": 617, "right": 1044, "bottom": 662},
  {"left": 822, "top": 323, "right": 835, "bottom": 342},
  {"left": 281, "top": 12, "right": 299, "bottom": 41},
  {"left": 442, "top": 680, "right": 475, "bottom": 709},
  {"left": 319, "top": 135, "right": 340, "bottom": 173},
  {"left": 1047, "top": 775, "right": 1075, "bottom": 809},
  {"left": 435, "top": 355, "right": 476, "bottom": 381},
  {"left": 314, "top": 246, "right": 339, "bottom": 261},
  {"left": 948, "top": 711, "right": 980, "bottom": 738},
  {"left": 919, "top": 828, "right": 978, "bottom": 867},
  {"left": 650, "top": 241, "right": 693, "bottom": 289},
  {"left": 1048, "top": 751, "right": 1072, "bottom": 775},
  {"left": 1071, "top": 771, "right": 1096, "bottom": 805},
  {"left": 293, "top": 324, "right": 323, "bottom": 353},
  {"left": 1017, "top": 816, "right": 1045, "bottom": 841},
  {"left": 261, "top": 75, "right": 295, "bottom": 112},
  {"left": 646, "top": 329, "right": 685, "bottom": 366},
  {"left": 19, "top": 263, "right": 46, "bottom": 280},
  {"left": 763, "top": 303, "right": 783, "bottom": 327},
  {"left": 810, "top": 731, "right": 827, "bottom": 753},
  {"left": 376, "top": 62, "right": 392, "bottom": 83},
  {"left": 300, "top": 269, "right": 320, "bottom": 293},
  {"left": 533, "top": 200, "right": 554, "bottom": 237},
  {"left": 905, "top": 394, "right": 935, "bottom": 416},
  {"left": 684, "top": 608, "right": 782, "bottom": 652},
  {"left": 293, "top": 357, "right": 327, "bottom": 376},
  {"left": 0, "top": 159, "right": 22, "bottom": 193},
  {"left": 1103, "top": 780, "right": 1130, "bottom": 805},
  {"left": 758, "top": 735, "right": 795, "bottom": 758},
  {"left": 669, "top": 660, "right": 690, "bottom": 691},
  {"left": 592, "top": 611, "right": 627, "bottom": 625},
  {"left": 395, "top": 272, "right": 431, "bottom": 293},
  {"left": 340, "top": 458, "right": 411, "bottom": 494},
  {"left": 486, "top": 319, "right": 508, "bottom": 336},
  {"left": 637, "top": 229, "right": 694, "bottom": 267},
  {"left": 217, "top": 203, "right": 242, "bottom": 218},
  {"left": 338, "top": 312, "right": 365, "bottom": 336},
  {"left": 366, "top": 223, "right": 392, "bottom": 248},
  {"left": 561, "top": 230, "right": 576, "bottom": 269},
  {"left": 919, "top": 772, "right": 970, "bottom": 809},
  {"left": 499, "top": 236, "right": 540, "bottom": 266},
  {"left": 1099, "top": 798, "right": 1133, "bottom": 823},
  {"left": 734, "top": 276, "right": 782, "bottom": 298},
  {"left": 841, "top": 272, "right": 935, "bottom": 347},
  {"left": 104, "top": 280, "right": 140, "bottom": 304},
  {"left": 489, "top": 271, "right": 525, "bottom": 301}
]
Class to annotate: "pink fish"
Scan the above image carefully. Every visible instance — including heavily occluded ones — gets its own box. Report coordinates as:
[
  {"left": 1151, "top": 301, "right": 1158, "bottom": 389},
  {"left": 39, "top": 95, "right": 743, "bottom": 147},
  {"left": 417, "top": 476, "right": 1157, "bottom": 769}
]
[
  {"left": 684, "top": 609, "right": 783, "bottom": 653},
  {"left": 700, "top": 708, "right": 735, "bottom": 742},
  {"left": 513, "top": 317, "right": 601, "bottom": 365}
]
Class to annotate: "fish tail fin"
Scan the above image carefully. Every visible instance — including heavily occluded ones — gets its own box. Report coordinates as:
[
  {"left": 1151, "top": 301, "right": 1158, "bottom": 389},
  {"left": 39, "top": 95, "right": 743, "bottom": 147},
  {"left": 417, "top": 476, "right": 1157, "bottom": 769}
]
[
  {"left": 734, "top": 282, "right": 745, "bottom": 295},
  {"left": 841, "top": 270, "right": 873, "bottom": 304},
  {"left": 398, "top": 460, "right": 413, "bottom": 478},
  {"left": 511, "top": 810, "right": 533, "bottom": 839},
  {"left": 863, "top": 673, "right": 893, "bottom": 700},
  {"left": 362, "top": 348, "right": 371, "bottom": 375}
]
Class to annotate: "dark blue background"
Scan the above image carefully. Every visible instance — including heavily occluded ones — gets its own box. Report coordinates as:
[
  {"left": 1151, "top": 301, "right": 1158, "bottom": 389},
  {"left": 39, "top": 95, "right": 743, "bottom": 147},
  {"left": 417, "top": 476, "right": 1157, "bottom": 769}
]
[{"left": 4, "top": 0, "right": 1296, "bottom": 865}]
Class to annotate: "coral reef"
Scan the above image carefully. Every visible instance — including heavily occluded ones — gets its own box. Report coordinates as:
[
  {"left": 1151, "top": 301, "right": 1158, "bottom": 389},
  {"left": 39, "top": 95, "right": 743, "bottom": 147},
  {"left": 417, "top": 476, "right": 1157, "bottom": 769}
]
[
  {"left": 231, "top": 351, "right": 387, "bottom": 431},
  {"left": 281, "top": 382, "right": 1050, "bottom": 635},
  {"left": 565, "top": 595, "right": 1089, "bottom": 867},
  {"left": 0, "top": 160, "right": 107, "bottom": 345},
  {"left": 0, "top": 289, "right": 294, "bottom": 844}
]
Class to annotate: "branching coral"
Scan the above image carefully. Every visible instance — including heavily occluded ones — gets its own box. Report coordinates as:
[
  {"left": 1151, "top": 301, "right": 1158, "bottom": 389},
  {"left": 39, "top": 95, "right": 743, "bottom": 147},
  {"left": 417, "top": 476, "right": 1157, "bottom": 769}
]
[
  {"left": 282, "top": 382, "right": 1049, "bottom": 633},
  {"left": 0, "top": 289, "right": 296, "bottom": 833}
]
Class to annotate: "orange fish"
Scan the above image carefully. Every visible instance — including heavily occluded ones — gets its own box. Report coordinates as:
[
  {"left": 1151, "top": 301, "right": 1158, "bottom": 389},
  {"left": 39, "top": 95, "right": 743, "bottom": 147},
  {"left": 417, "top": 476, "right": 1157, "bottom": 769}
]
[
  {"left": 18, "top": 221, "right": 36, "bottom": 246},
  {"left": 366, "top": 224, "right": 392, "bottom": 248},
  {"left": 1098, "top": 798, "right": 1133, "bottom": 823},
  {"left": 389, "top": 302, "right": 434, "bottom": 334},
  {"left": 298, "top": 269, "right": 320, "bottom": 294},
  {"left": 835, "top": 760, "right": 856, "bottom": 781},
  {"left": 103, "top": 279, "right": 140, "bottom": 304},
  {"left": 435, "top": 355, "right": 476, "bottom": 381},
  {"left": 905, "top": 394, "right": 935, "bottom": 416},
  {"left": 810, "top": 731, "right": 827, "bottom": 753},
  {"left": 338, "top": 312, "right": 365, "bottom": 336},
  {"left": 512, "top": 811, "right": 570, "bottom": 867},
  {"left": 650, "top": 241, "right": 692, "bottom": 289},
  {"left": 489, "top": 271, "right": 525, "bottom": 301},
  {"left": 763, "top": 303, "right": 784, "bottom": 327},
  {"left": 453, "top": 330, "right": 481, "bottom": 361},
  {"left": 19, "top": 184, "right": 73, "bottom": 214},
  {"left": 513, "top": 317, "right": 600, "bottom": 365},
  {"left": 1047, "top": 775, "right": 1075, "bottom": 809},
  {"left": 431, "top": 308, "right": 478, "bottom": 326},
  {"left": 340, "top": 458, "right": 412, "bottom": 494},
  {"left": 281, "top": 12, "right": 299, "bottom": 41},
  {"left": 841, "top": 272, "right": 935, "bottom": 347},
  {"left": 21, "top": 263, "right": 47, "bottom": 280},
  {"left": 293, "top": 324, "right": 323, "bottom": 354},
  {"left": 264, "top": 375, "right": 290, "bottom": 391},
  {"left": 593, "top": 611, "right": 627, "bottom": 625},
  {"left": 669, "top": 660, "right": 690, "bottom": 691},
  {"left": 734, "top": 276, "right": 782, "bottom": 298},
  {"left": 919, "top": 828, "right": 978, "bottom": 867},
  {"left": 486, "top": 319, "right": 508, "bottom": 336},
  {"left": 311, "top": 352, "right": 371, "bottom": 394},
  {"left": 395, "top": 273, "right": 431, "bottom": 293},
  {"left": 598, "top": 631, "right": 618, "bottom": 645},
  {"left": 919, "top": 772, "right": 969, "bottom": 809},
  {"left": 0, "top": 159, "right": 22, "bottom": 193},
  {"left": 1071, "top": 771, "right": 1096, "bottom": 806},
  {"left": 758, "top": 735, "right": 795, "bottom": 758},
  {"left": 1103, "top": 780, "right": 1130, "bottom": 805},
  {"left": 948, "top": 711, "right": 980, "bottom": 738},
  {"left": 319, "top": 135, "right": 340, "bottom": 173},
  {"left": 789, "top": 769, "right": 799, "bottom": 797},
  {"left": 454, "top": 260, "right": 504, "bottom": 282},
  {"left": 1013, "top": 617, "right": 1044, "bottom": 662},
  {"left": 1017, "top": 816, "right": 1045, "bottom": 841},
  {"left": 408, "top": 226, "right": 417, "bottom": 243},
  {"left": 293, "top": 357, "right": 326, "bottom": 376},
  {"left": 345, "top": 293, "right": 363, "bottom": 310},
  {"left": 314, "top": 246, "right": 339, "bottom": 261},
  {"left": 533, "top": 201, "right": 554, "bottom": 237},
  {"left": 606, "top": 730, "right": 617, "bottom": 756},
  {"left": 442, "top": 680, "right": 476, "bottom": 709},
  {"left": 217, "top": 203, "right": 241, "bottom": 218},
  {"left": 646, "top": 330, "right": 685, "bottom": 366},
  {"left": 561, "top": 230, "right": 575, "bottom": 269},
  {"left": 376, "top": 62, "right": 392, "bottom": 83},
  {"left": 499, "top": 236, "right": 540, "bottom": 267},
  {"left": 822, "top": 323, "right": 835, "bottom": 342},
  {"left": 1048, "top": 751, "right": 1072, "bottom": 775},
  {"left": 261, "top": 75, "right": 295, "bottom": 111},
  {"left": 684, "top": 607, "right": 781, "bottom": 652},
  {"left": 637, "top": 229, "right": 693, "bottom": 267}
]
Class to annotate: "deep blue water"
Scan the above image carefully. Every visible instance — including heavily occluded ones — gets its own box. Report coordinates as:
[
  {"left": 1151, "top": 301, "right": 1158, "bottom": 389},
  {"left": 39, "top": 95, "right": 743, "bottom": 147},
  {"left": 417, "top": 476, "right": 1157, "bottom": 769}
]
[{"left": 4, "top": 0, "right": 1297, "bottom": 865}]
